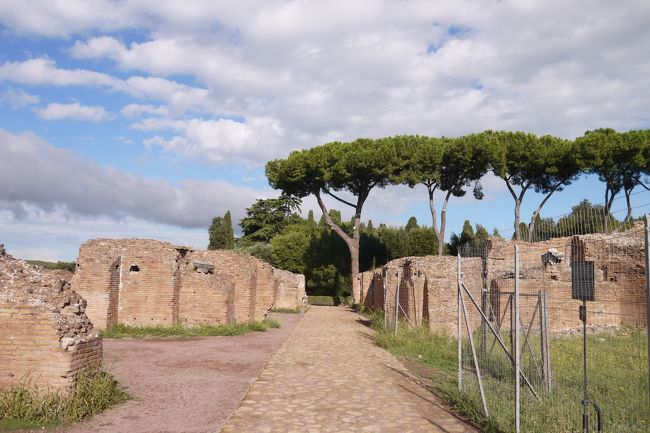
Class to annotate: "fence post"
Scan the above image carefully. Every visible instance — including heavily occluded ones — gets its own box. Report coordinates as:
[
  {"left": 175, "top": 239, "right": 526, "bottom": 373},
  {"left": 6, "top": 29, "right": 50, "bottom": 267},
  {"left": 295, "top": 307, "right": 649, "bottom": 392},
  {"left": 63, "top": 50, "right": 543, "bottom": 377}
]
[
  {"left": 458, "top": 254, "right": 463, "bottom": 390},
  {"left": 394, "top": 268, "right": 401, "bottom": 336},
  {"left": 514, "top": 244, "right": 521, "bottom": 433},
  {"left": 383, "top": 268, "right": 388, "bottom": 330},
  {"left": 643, "top": 214, "right": 650, "bottom": 413},
  {"left": 540, "top": 290, "right": 552, "bottom": 391}
]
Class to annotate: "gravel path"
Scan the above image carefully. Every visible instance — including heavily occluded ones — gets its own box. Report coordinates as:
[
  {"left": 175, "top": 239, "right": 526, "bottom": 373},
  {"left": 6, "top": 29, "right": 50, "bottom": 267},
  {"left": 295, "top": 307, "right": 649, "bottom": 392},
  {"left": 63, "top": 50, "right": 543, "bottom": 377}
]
[
  {"left": 221, "top": 306, "right": 478, "bottom": 433},
  {"left": 57, "top": 313, "right": 303, "bottom": 433}
]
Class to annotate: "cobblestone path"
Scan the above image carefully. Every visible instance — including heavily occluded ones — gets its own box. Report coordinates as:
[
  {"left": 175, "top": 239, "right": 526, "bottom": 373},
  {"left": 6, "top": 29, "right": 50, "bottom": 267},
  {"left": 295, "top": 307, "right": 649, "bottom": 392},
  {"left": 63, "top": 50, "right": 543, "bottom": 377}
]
[{"left": 221, "top": 306, "right": 478, "bottom": 433}]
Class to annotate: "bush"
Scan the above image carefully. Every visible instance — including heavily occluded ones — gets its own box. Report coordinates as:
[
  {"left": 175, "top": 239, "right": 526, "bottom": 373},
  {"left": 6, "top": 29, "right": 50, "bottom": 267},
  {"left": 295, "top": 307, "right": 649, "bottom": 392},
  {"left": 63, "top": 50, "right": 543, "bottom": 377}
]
[{"left": 307, "top": 296, "right": 335, "bottom": 306}]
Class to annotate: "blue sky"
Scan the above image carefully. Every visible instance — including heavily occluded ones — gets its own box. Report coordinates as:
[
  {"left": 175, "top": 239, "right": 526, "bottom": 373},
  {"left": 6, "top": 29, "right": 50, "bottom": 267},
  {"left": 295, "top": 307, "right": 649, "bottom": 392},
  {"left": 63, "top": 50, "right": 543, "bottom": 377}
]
[{"left": 0, "top": 1, "right": 649, "bottom": 261}]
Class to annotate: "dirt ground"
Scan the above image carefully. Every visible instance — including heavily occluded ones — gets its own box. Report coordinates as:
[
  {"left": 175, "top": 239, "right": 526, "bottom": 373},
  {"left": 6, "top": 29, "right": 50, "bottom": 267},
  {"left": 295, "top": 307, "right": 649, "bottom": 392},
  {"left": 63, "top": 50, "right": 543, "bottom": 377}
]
[{"left": 50, "top": 313, "right": 302, "bottom": 433}]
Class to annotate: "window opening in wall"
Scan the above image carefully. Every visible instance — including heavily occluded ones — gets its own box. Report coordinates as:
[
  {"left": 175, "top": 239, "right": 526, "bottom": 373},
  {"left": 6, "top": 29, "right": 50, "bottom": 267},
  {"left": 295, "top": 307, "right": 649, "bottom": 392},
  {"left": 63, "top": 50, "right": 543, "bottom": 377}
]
[{"left": 129, "top": 265, "right": 140, "bottom": 272}]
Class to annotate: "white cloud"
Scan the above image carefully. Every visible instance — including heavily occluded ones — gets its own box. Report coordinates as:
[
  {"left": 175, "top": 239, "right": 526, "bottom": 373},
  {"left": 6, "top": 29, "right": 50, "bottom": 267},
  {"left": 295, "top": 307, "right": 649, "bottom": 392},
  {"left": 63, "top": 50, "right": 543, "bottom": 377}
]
[
  {"left": 136, "top": 116, "right": 286, "bottom": 164},
  {"left": 0, "top": 128, "right": 273, "bottom": 228},
  {"left": 0, "top": 58, "right": 115, "bottom": 87},
  {"left": 35, "top": 102, "right": 113, "bottom": 122},
  {"left": 0, "top": 209, "right": 210, "bottom": 261},
  {"left": 121, "top": 103, "right": 170, "bottom": 118},
  {"left": 0, "top": 87, "right": 40, "bottom": 108},
  {"left": 1, "top": 1, "right": 650, "bottom": 163}
]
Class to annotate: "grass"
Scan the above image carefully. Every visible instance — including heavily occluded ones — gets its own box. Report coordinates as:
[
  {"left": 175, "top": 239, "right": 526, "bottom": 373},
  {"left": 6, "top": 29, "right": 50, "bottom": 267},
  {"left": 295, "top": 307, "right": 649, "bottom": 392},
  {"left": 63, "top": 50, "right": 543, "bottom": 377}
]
[
  {"left": 367, "top": 310, "right": 649, "bottom": 433},
  {"left": 101, "top": 319, "right": 281, "bottom": 339},
  {"left": 0, "top": 368, "right": 128, "bottom": 430},
  {"left": 270, "top": 306, "right": 308, "bottom": 314},
  {"left": 307, "top": 295, "right": 334, "bottom": 306}
]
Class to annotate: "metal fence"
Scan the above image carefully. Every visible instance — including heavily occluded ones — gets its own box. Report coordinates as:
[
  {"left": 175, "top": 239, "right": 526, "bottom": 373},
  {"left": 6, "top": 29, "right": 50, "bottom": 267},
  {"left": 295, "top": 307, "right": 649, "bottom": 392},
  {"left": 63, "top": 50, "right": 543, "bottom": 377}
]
[{"left": 457, "top": 196, "right": 650, "bottom": 432}]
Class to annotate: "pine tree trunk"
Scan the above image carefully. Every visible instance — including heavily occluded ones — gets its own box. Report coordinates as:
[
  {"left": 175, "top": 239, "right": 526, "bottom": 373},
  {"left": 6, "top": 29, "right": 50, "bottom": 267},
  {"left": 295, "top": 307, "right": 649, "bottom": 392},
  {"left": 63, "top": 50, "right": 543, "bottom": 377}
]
[
  {"left": 438, "top": 191, "right": 452, "bottom": 255},
  {"left": 426, "top": 185, "right": 442, "bottom": 255},
  {"left": 350, "top": 238, "right": 361, "bottom": 303},
  {"left": 315, "top": 191, "right": 362, "bottom": 304},
  {"left": 514, "top": 199, "right": 521, "bottom": 240}
]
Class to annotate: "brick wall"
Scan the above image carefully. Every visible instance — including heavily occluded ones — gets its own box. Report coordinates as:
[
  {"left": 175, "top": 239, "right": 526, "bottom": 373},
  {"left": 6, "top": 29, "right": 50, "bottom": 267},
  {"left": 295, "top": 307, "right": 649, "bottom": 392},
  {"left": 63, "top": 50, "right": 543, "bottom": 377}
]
[
  {"left": 179, "top": 251, "right": 233, "bottom": 325},
  {"left": 118, "top": 253, "right": 179, "bottom": 326},
  {"left": 0, "top": 305, "right": 102, "bottom": 393},
  {"left": 72, "top": 239, "right": 182, "bottom": 328},
  {"left": 254, "top": 262, "right": 276, "bottom": 320},
  {"left": 72, "top": 239, "right": 306, "bottom": 328},
  {"left": 190, "top": 250, "right": 258, "bottom": 323},
  {"left": 364, "top": 227, "right": 647, "bottom": 335},
  {"left": 487, "top": 227, "right": 647, "bottom": 332}
]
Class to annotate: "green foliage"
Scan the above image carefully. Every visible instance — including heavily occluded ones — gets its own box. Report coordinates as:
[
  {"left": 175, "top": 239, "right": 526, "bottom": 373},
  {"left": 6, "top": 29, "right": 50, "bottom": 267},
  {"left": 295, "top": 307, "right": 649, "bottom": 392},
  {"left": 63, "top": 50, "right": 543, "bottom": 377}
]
[
  {"left": 270, "top": 223, "right": 313, "bottom": 274},
  {"left": 0, "top": 368, "right": 128, "bottom": 428},
  {"left": 237, "top": 241, "right": 273, "bottom": 264},
  {"left": 485, "top": 130, "right": 582, "bottom": 240},
  {"left": 526, "top": 199, "right": 625, "bottom": 240},
  {"left": 267, "top": 138, "right": 402, "bottom": 302},
  {"left": 577, "top": 128, "right": 650, "bottom": 222},
  {"left": 405, "top": 216, "right": 419, "bottom": 231},
  {"left": 102, "top": 320, "right": 280, "bottom": 339},
  {"left": 25, "top": 260, "right": 76, "bottom": 273},
  {"left": 448, "top": 220, "right": 489, "bottom": 256},
  {"left": 239, "top": 194, "right": 302, "bottom": 243},
  {"left": 404, "top": 227, "right": 438, "bottom": 256},
  {"left": 307, "top": 295, "right": 335, "bottom": 306},
  {"left": 208, "top": 210, "right": 235, "bottom": 250}
]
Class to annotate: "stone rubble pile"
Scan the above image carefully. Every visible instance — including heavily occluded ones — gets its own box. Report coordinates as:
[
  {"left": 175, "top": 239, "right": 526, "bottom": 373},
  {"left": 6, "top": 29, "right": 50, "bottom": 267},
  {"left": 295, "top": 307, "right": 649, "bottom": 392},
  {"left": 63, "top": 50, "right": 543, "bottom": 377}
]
[{"left": 0, "top": 244, "right": 99, "bottom": 351}]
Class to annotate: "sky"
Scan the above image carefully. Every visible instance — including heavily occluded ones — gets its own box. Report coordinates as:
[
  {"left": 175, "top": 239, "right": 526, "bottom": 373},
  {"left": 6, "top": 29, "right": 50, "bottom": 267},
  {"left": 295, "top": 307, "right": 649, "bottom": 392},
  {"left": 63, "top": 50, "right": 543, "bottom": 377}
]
[{"left": 1, "top": 0, "right": 650, "bottom": 261}]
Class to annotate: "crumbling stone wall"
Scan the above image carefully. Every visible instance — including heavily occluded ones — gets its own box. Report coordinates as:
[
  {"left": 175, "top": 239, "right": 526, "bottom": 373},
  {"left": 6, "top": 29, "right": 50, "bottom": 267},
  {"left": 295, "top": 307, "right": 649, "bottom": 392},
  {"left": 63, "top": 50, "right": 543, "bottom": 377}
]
[
  {"left": 362, "top": 256, "right": 482, "bottom": 334},
  {"left": 488, "top": 227, "right": 647, "bottom": 332},
  {"left": 0, "top": 245, "right": 102, "bottom": 393},
  {"left": 72, "top": 239, "right": 306, "bottom": 329},
  {"left": 361, "top": 226, "right": 647, "bottom": 334},
  {"left": 274, "top": 269, "right": 306, "bottom": 309}
]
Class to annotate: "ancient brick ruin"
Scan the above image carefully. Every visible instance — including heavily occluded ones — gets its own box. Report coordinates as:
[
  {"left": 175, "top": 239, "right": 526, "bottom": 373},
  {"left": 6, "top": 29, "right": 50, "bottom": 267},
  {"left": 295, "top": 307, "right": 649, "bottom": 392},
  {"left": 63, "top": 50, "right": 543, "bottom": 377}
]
[
  {"left": 72, "top": 239, "right": 306, "bottom": 329},
  {"left": 361, "top": 227, "right": 648, "bottom": 334},
  {"left": 0, "top": 245, "right": 102, "bottom": 393}
]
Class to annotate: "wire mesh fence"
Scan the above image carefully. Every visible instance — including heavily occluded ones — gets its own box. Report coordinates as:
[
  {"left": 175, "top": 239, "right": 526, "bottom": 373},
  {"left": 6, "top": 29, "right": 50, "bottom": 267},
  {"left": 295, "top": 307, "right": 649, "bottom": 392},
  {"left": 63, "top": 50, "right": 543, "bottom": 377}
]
[{"left": 457, "top": 193, "right": 650, "bottom": 432}]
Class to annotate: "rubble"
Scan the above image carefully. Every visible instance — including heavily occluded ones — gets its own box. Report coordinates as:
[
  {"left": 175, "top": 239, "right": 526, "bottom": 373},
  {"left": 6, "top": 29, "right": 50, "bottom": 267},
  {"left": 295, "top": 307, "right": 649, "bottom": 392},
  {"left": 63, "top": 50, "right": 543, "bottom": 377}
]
[{"left": 0, "top": 245, "right": 99, "bottom": 350}]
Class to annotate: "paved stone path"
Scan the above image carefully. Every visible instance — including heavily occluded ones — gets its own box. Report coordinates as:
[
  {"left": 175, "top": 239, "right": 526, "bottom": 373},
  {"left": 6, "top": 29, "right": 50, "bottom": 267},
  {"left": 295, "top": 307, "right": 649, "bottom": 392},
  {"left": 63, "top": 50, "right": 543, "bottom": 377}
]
[{"left": 221, "top": 306, "right": 478, "bottom": 433}]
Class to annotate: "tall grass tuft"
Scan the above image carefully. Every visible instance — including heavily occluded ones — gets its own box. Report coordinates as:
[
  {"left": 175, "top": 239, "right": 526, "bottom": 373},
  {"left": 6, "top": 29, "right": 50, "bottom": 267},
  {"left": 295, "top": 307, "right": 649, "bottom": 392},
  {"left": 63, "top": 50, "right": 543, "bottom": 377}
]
[{"left": 0, "top": 369, "right": 128, "bottom": 430}]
